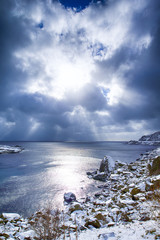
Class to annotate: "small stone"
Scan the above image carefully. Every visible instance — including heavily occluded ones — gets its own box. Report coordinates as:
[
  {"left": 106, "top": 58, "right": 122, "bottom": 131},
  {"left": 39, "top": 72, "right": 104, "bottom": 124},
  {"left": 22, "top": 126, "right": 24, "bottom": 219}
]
[
  {"left": 86, "top": 171, "right": 97, "bottom": 176},
  {"left": 107, "top": 222, "right": 115, "bottom": 227},
  {"left": 128, "top": 164, "right": 136, "bottom": 171},
  {"left": 131, "top": 187, "right": 141, "bottom": 196},
  {"left": 80, "top": 225, "right": 87, "bottom": 230},
  {"left": 95, "top": 192, "right": 101, "bottom": 197},
  {"left": 145, "top": 181, "right": 154, "bottom": 191},
  {"left": 85, "top": 218, "right": 101, "bottom": 228},
  {"left": 151, "top": 175, "right": 160, "bottom": 190},
  {"left": 97, "top": 184, "right": 108, "bottom": 189},
  {"left": 85, "top": 196, "right": 91, "bottom": 202},
  {"left": 110, "top": 174, "right": 119, "bottom": 181},
  {"left": 121, "top": 187, "right": 129, "bottom": 194},
  {"left": 120, "top": 212, "right": 132, "bottom": 222},
  {"left": 155, "top": 234, "right": 160, "bottom": 239},
  {"left": 140, "top": 213, "right": 150, "bottom": 221},
  {"left": 69, "top": 203, "right": 83, "bottom": 213}
]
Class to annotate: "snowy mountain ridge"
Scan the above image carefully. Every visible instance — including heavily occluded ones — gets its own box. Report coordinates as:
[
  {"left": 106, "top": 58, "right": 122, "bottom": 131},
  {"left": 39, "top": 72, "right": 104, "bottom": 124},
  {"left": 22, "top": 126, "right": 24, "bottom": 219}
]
[
  {"left": 139, "top": 131, "right": 160, "bottom": 141},
  {"left": 128, "top": 131, "right": 160, "bottom": 145}
]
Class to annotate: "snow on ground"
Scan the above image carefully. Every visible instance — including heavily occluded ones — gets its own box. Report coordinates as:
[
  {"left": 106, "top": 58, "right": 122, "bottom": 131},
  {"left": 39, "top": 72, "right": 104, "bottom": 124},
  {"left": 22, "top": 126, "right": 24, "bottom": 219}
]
[{"left": 71, "top": 220, "right": 160, "bottom": 240}]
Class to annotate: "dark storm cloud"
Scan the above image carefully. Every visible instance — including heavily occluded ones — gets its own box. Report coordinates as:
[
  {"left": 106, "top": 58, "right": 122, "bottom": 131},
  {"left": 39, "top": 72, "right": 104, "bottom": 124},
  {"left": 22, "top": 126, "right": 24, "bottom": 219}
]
[
  {"left": 0, "top": 0, "right": 160, "bottom": 141},
  {"left": 116, "top": 0, "right": 160, "bottom": 131},
  {"left": 0, "top": 0, "right": 31, "bottom": 107},
  {"left": 91, "top": 0, "right": 160, "bottom": 137}
]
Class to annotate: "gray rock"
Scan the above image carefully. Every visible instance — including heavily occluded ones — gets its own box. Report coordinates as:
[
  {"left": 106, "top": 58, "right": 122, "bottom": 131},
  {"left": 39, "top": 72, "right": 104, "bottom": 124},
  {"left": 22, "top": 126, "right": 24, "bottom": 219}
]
[
  {"left": 64, "top": 192, "right": 76, "bottom": 203},
  {"left": 95, "top": 192, "right": 102, "bottom": 197},
  {"left": 93, "top": 173, "right": 108, "bottom": 182},
  {"left": 97, "top": 184, "right": 108, "bottom": 189},
  {"left": 86, "top": 171, "right": 97, "bottom": 176},
  {"left": 99, "top": 158, "right": 109, "bottom": 173},
  {"left": 85, "top": 196, "right": 91, "bottom": 202}
]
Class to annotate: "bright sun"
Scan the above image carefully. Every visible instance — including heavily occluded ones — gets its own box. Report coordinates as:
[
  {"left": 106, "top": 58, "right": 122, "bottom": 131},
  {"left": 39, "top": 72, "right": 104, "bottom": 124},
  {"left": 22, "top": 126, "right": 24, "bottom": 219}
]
[
  {"left": 26, "top": 61, "right": 91, "bottom": 99},
  {"left": 54, "top": 62, "right": 90, "bottom": 98}
]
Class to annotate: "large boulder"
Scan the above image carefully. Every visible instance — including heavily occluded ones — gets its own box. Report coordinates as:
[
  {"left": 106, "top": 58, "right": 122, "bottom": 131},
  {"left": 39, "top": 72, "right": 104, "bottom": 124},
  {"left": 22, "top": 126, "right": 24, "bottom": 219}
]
[
  {"left": 87, "top": 156, "right": 115, "bottom": 182},
  {"left": 100, "top": 156, "right": 115, "bottom": 172},
  {"left": 64, "top": 192, "right": 76, "bottom": 203},
  {"left": 99, "top": 158, "right": 109, "bottom": 173}
]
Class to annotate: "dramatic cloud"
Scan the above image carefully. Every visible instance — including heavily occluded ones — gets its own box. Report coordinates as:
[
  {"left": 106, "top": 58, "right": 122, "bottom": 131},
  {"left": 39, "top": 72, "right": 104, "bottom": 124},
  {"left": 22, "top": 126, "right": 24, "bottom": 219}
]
[{"left": 0, "top": 0, "right": 160, "bottom": 141}]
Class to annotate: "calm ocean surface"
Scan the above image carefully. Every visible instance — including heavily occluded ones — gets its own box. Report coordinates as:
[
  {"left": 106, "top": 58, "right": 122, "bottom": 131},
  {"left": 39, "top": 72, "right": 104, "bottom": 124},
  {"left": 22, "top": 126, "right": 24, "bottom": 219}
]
[{"left": 0, "top": 141, "right": 156, "bottom": 217}]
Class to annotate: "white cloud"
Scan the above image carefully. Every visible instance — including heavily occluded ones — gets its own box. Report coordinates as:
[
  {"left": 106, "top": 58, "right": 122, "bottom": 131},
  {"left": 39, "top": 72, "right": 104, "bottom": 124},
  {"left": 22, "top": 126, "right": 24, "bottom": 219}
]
[{"left": 4, "top": 0, "right": 156, "bottom": 140}]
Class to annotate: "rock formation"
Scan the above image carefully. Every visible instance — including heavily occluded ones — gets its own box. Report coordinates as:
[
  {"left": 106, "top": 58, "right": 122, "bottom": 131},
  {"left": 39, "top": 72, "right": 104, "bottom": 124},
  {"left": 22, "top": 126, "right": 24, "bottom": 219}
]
[{"left": 87, "top": 156, "right": 115, "bottom": 182}]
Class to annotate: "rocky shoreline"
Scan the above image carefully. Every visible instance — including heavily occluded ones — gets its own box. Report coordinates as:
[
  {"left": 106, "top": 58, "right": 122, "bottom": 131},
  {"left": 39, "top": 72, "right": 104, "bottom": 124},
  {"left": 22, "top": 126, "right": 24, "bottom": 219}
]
[
  {"left": 128, "top": 140, "right": 160, "bottom": 146},
  {"left": 0, "top": 148, "right": 160, "bottom": 239}
]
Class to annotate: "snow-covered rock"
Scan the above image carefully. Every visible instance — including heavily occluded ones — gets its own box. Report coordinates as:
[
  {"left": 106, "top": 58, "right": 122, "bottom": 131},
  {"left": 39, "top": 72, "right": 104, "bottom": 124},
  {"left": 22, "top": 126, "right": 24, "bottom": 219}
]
[
  {"left": 2, "top": 213, "right": 21, "bottom": 221},
  {"left": 100, "top": 156, "right": 115, "bottom": 172},
  {"left": 87, "top": 156, "right": 115, "bottom": 182},
  {"left": 0, "top": 213, "right": 36, "bottom": 240},
  {"left": 0, "top": 145, "right": 23, "bottom": 154}
]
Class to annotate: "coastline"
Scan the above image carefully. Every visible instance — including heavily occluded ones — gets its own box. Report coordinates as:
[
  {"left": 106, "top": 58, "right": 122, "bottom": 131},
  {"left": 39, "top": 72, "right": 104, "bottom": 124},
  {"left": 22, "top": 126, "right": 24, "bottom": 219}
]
[{"left": 0, "top": 147, "right": 160, "bottom": 239}]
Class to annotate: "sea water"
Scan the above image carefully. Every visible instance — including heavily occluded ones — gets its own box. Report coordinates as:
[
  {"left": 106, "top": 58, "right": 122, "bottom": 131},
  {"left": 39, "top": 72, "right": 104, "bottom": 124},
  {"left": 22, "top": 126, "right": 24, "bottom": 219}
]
[{"left": 0, "top": 141, "right": 156, "bottom": 216}]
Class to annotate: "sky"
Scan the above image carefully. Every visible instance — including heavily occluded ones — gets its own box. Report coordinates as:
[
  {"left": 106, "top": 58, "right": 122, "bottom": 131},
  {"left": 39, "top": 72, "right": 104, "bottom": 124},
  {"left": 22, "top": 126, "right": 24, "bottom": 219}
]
[{"left": 0, "top": 0, "right": 160, "bottom": 141}]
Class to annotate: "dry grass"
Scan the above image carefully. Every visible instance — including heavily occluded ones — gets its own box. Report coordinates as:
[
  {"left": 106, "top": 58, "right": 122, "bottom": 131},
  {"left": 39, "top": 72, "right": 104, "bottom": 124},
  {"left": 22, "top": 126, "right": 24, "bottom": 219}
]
[
  {"left": 31, "top": 207, "right": 80, "bottom": 240},
  {"left": 32, "top": 208, "right": 65, "bottom": 240}
]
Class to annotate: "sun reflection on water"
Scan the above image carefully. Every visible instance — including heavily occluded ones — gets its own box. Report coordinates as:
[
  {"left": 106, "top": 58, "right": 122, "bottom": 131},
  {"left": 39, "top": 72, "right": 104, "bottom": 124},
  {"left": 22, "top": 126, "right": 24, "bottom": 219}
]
[{"left": 42, "top": 155, "right": 96, "bottom": 207}]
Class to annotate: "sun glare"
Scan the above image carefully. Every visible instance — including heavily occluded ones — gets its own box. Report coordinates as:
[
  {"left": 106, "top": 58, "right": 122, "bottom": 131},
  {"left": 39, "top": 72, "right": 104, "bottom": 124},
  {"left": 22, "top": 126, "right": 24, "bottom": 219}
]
[
  {"left": 25, "top": 61, "right": 91, "bottom": 100},
  {"left": 53, "top": 62, "right": 91, "bottom": 98}
]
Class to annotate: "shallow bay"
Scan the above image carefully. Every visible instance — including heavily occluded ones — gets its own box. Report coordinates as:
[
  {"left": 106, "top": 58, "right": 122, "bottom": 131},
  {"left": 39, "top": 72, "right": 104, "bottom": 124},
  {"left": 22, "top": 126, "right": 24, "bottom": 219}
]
[{"left": 0, "top": 141, "right": 156, "bottom": 216}]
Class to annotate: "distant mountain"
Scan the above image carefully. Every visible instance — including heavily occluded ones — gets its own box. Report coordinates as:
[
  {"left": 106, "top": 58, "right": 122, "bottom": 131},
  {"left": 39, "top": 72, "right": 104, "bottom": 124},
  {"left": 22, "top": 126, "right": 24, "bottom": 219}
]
[
  {"left": 139, "top": 131, "right": 160, "bottom": 141},
  {"left": 128, "top": 131, "right": 160, "bottom": 145}
]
